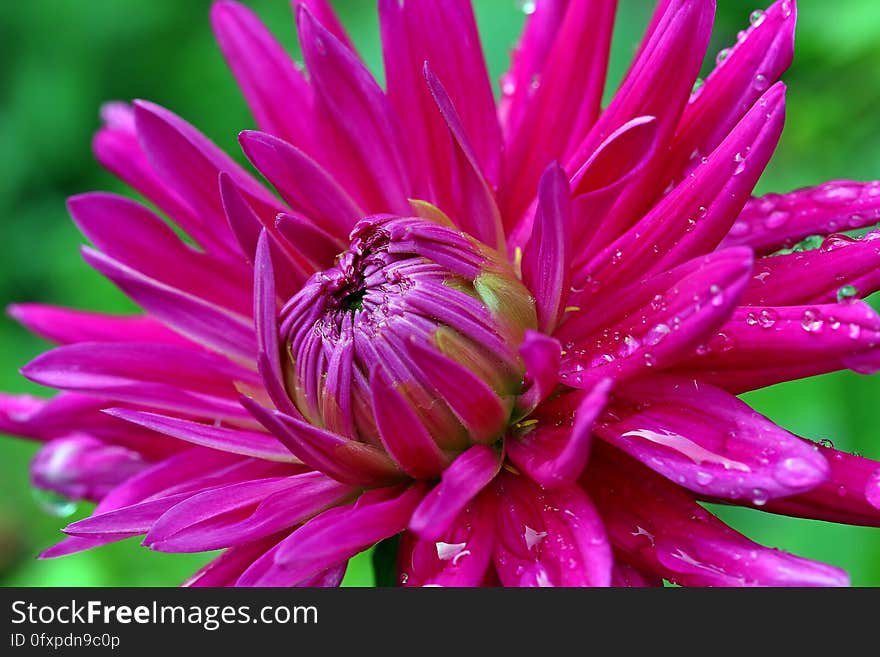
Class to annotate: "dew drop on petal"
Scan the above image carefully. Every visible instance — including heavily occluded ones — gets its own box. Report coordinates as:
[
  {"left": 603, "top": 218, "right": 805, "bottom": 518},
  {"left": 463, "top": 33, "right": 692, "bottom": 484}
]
[
  {"left": 518, "top": 0, "right": 537, "bottom": 15},
  {"left": 801, "top": 308, "right": 824, "bottom": 333},
  {"left": 716, "top": 47, "right": 732, "bottom": 66},
  {"left": 753, "top": 73, "right": 768, "bottom": 91},
  {"left": 695, "top": 471, "right": 714, "bottom": 486},
  {"left": 31, "top": 488, "right": 78, "bottom": 518},
  {"left": 773, "top": 457, "right": 823, "bottom": 488},
  {"left": 836, "top": 284, "right": 859, "bottom": 303},
  {"left": 749, "top": 9, "right": 766, "bottom": 27},
  {"left": 751, "top": 488, "right": 769, "bottom": 506},
  {"left": 866, "top": 470, "right": 880, "bottom": 510},
  {"left": 818, "top": 438, "right": 835, "bottom": 449},
  {"left": 757, "top": 308, "right": 777, "bottom": 329},
  {"left": 644, "top": 323, "right": 671, "bottom": 346}
]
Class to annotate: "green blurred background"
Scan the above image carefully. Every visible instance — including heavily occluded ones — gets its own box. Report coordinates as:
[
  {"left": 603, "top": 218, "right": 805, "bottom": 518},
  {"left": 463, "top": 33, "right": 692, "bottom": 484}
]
[{"left": 1, "top": 0, "right": 879, "bottom": 586}]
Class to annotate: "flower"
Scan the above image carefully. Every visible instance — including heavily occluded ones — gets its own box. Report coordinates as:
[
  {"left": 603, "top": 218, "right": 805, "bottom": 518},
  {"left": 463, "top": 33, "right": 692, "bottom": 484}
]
[{"left": 3, "top": 0, "right": 880, "bottom": 587}]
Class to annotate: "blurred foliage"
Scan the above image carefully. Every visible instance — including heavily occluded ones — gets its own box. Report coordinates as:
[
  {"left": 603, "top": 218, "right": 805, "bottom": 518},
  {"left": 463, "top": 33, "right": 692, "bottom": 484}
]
[{"left": 0, "top": 0, "right": 879, "bottom": 587}]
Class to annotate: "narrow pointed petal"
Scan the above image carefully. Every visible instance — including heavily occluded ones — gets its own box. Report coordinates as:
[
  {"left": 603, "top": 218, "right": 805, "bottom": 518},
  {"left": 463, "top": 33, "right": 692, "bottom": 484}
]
[
  {"left": 211, "top": 1, "right": 314, "bottom": 148},
  {"left": 508, "top": 381, "right": 610, "bottom": 490},
  {"left": 597, "top": 375, "right": 829, "bottom": 501},
  {"left": 723, "top": 180, "right": 880, "bottom": 255},
  {"left": 398, "top": 494, "right": 494, "bottom": 587},
  {"left": 21, "top": 341, "right": 255, "bottom": 421},
  {"left": 517, "top": 331, "right": 562, "bottom": 414},
  {"left": 239, "top": 130, "right": 363, "bottom": 239},
  {"left": 520, "top": 162, "right": 572, "bottom": 333},
  {"left": 586, "top": 444, "right": 850, "bottom": 587},
  {"left": 501, "top": 0, "right": 616, "bottom": 222},
  {"left": 133, "top": 101, "right": 281, "bottom": 252},
  {"left": 69, "top": 193, "right": 252, "bottom": 315},
  {"left": 293, "top": 0, "right": 356, "bottom": 53},
  {"left": 253, "top": 232, "right": 301, "bottom": 418},
  {"left": 585, "top": 84, "right": 785, "bottom": 289},
  {"left": 105, "top": 408, "right": 297, "bottom": 463},
  {"left": 7, "top": 304, "right": 189, "bottom": 347},
  {"left": 371, "top": 368, "right": 450, "bottom": 479},
  {"left": 266, "top": 484, "right": 427, "bottom": 583},
  {"left": 145, "top": 473, "right": 353, "bottom": 552},
  {"left": 670, "top": 0, "right": 796, "bottom": 182},
  {"left": 32, "top": 435, "right": 146, "bottom": 502},
  {"left": 409, "top": 445, "right": 501, "bottom": 541},
  {"left": 407, "top": 340, "right": 509, "bottom": 444},
  {"left": 381, "top": 0, "right": 500, "bottom": 203},
  {"left": 558, "top": 248, "right": 753, "bottom": 387},
  {"left": 707, "top": 445, "right": 880, "bottom": 528},
  {"left": 242, "top": 398, "right": 403, "bottom": 487},
  {"left": 564, "top": 0, "right": 715, "bottom": 243},
  {"left": 298, "top": 7, "right": 411, "bottom": 214},
  {"left": 82, "top": 248, "right": 257, "bottom": 363},
  {"left": 493, "top": 473, "right": 612, "bottom": 587},
  {"left": 741, "top": 230, "right": 880, "bottom": 306},
  {"left": 425, "top": 65, "right": 505, "bottom": 250},
  {"left": 184, "top": 534, "right": 281, "bottom": 587},
  {"left": 674, "top": 300, "right": 880, "bottom": 392}
]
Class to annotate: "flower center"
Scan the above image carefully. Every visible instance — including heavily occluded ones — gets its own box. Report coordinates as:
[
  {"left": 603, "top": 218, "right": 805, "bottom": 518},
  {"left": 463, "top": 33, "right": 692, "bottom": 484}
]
[{"left": 278, "top": 213, "right": 537, "bottom": 452}]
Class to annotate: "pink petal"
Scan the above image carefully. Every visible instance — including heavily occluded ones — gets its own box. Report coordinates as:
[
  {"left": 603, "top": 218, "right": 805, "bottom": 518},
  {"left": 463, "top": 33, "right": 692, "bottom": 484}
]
[
  {"left": 8, "top": 304, "right": 190, "bottom": 347},
  {"left": 242, "top": 398, "right": 403, "bottom": 487},
  {"left": 424, "top": 65, "right": 505, "bottom": 250},
  {"left": 516, "top": 330, "right": 562, "bottom": 414},
  {"left": 501, "top": 0, "right": 616, "bottom": 223},
  {"left": 145, "top": 472, "right": 353, "bottom": 552},
  {"left": 597, "top": 374, "right": 829, "bottom": 501},
  {"left": 492, "top": 473, "right": 612, "bottom": 587},
  {"left": 298, "top": 6, "right": 412, "bottom": 215},
  {"left": 184, "top": 534, "right": 282, "bottom": 587},
  {"left": 723, "top": 181, "right": 880, "bottom": 255},
  {"left": 674, "top": 300, "right": 880, "bottom": 392},
  {"left": 520, "top": 162, "right": 572, "bottom": 333},
  {"left": 82, "top": 247, "right": 257, "bottom": 364},
  {"left": 211, "top": 1, "right": 314, "bottom": 149},
  {"left": 508, "top": 381, "right": 610, "bottom": 489},
  {"left": 669, "top": 0, "right": 796, "bottom": 185},
  {"left": 105, "top": 408, "right": 297, "bottom": 463},
  {"left": 409, "top": 445, "right": 501, "bottom": 541},
  {"left": 398, "top": 493, "right": 495, "bottom": 587},
  {"left": 239, "top": 130, "right": 363, "bottom": 239},
  {"left": 371, "top": 367, "right": 450, "bottom": 479},
  {"left": 266, "top": 484, "right": 427, "bottom": 584},
  {"left": 558, "top": 248, "right": 753, "bottom": 386},
  {"left": 586, "top": 443, "right": 850, "bottom": 587}
]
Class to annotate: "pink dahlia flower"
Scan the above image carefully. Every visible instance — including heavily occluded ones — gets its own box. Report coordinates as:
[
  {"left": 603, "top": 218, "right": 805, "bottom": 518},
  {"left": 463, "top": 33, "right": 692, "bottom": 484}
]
[{"left": 4, "top": 0, "right": 880, "bottom": 587}]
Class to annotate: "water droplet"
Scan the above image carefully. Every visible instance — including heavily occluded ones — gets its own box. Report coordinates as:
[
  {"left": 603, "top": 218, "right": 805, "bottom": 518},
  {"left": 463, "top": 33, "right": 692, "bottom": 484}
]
[
  {"left": 866, "top": 469, "right": 880, "bottom": 510},
  {"left": 733, "top": 151, "right": 746, "bottom": 175},
  {"left": 518, "top": 0, "right": 537, "bottom": 15},
  {"left": 611, "top": 249, "right": 623, "bottom": 264},
  {"left": 436, "top": 541, "right": 469, "bottom": 562},
  {"left": 32, "top": 488, "right": 78, "bottom": 518},
  {"left": 691, "top": 77, "right": 704, "bottom": 96},
  {"left": 773, "top": 457, "right": 823, "bottom": 488},
  {"left": 752, "top": 73, "right": 768, "bottom": 90},
  {"left": 645, "top": 323, "right": 671, "bottom": 346},
  {"left": 801, "top": 308, "right": 823, "bottom": 333},
  {"left": 818, "top": 438, "right": 835, "bottom": 449},
  {"left": 716, "top": 48, "right": 732, "bottom": 66},
  {"left": 696, "top": 471, "right": 714, "bottom": 486},
  {"left": 811, "top": 182, "right": 860, "bottom": 204},
  {"left": 524, "top": 525, "right": 548, "bottom": 550},
  {"left": 848, "top": 323, "right": 862, "bottom": 340},
  {"left": 751, "top": 488, "right": 769, "bottom": 506},
  {"left": 781, "top": 0, "right": 792, "bottom": 18},
  {"left": 643, "top": 352, "right": 656, "bottom": 367},
  {"left": 729, "top": 221, "right": 749, "bottom": 236},
  {"left": 619, "top": 334, "right": 641, "bottom": 357},
  {"left": 709, "top": 284, "right": 724, "bottom": 307},
  {"left": 836, "top": 284, "right": 859, "bottom": 303},
  {"left": 749, "top": 9, "right": 766, "bottom": 27},
  {"left": 757, "top": 308, "right": 777, "bottom": 329},
  {"left": 765, "top": 210, "right": 789, "bottom": 228},
  {"left": 697, "top": 205, "right": 708, "bottom": 219}
]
